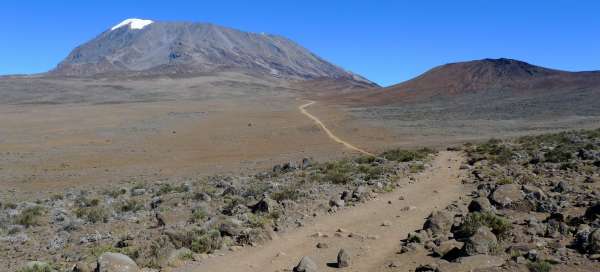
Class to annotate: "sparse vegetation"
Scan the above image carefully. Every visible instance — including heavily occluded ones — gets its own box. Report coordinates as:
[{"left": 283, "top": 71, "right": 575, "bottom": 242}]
[
  {"left": 15, "top": 206, "right": 45, "bottom": 227},
  {"left": 380, "top": 147, "right": 435, "bottom": 162},
  {"left": 527, "top": 260, "right": 552, "bottom": 272},
  {"left": 75, "top": 206, "right": 109, "bottom": 223},
  {"left": 17, "top": 263, "right": 54, "bottom": 272},
  {"left": 456, "top": 212, "right": 512, "bottom": 239}
]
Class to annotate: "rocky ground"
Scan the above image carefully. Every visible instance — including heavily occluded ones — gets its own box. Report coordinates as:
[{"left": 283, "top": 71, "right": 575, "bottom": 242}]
[
  {"left": 391, "top": 128, "right": 600, "bottom": 271},
  {"left": 0, "top": 148, "right": 435, "bottom": 272}
]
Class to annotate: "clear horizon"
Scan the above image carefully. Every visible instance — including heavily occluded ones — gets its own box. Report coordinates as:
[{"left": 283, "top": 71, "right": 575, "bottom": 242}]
[{"left": 2, "top": 0, "right": 599, "bottom": 86}]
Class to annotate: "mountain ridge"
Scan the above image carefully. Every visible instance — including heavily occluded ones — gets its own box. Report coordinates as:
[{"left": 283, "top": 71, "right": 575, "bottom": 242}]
[{"left": 342, "top": 58, "right": 600, "bottom": 105}]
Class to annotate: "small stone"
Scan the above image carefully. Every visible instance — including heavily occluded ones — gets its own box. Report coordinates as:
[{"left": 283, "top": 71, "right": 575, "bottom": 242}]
[
  {"left": 316, "top": 242, "right": 328, "bottom": 249},
  {"left": 381, "top": 220, "right": 392, "bottom": 227},
  {"left": 337, "top": 249, "right": 350, "bottom": 268},
  {"left": 293, "top": 256, "right": 317, "bottom": 272}
]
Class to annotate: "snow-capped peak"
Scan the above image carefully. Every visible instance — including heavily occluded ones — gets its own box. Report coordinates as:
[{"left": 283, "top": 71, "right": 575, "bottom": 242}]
[{"left": 111, "top": 18, "right": 154, "bottom": 31}]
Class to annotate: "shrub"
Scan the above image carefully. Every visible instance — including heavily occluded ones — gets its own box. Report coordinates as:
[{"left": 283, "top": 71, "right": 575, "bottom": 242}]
[
  {"left": 409, "top": 164, "right": 425, "bottom": 173},
  {"left": 4, "top": 202, "right": 18, "bottom": 209},
  {"left": 50, "top": 194, "right": 63, "bottom": 201},
  {"left": 456, "top": 212, "right": 512, "bottom": 239},
  {"left": 545, "top": 147, "right": 573, "bottom": 163},
  {"left": 189, "top": 228, "right": 222, "bottom": 253},
  {"left": 17, "top": 262, "right": 54, "bottom": 272},
  {"left": 270, "top": 186, "right": 303, "bottom": 202},
  {"left": 157, "top": 183, "right": 189, "bottom": 195},
  {"left": 320, "top": 160, "right": 354, "bottom": 184},
  {"left": 246, "top": 213, "right": 272, "bottom": 228},
  {"left": 75, "top": 206, "right": 109, "bottom": 223},
  {"left": 497, "top": 177, "right": 513, "bottom": 185},
  {"left": 119, "top": 199, "right": 144, "bottom": 213},
  {"left": 527, "top": 260, "right": 552, "bottom": 272},
  {"left": 104, "top": 188, "right": 127, "bottom": 198},
  {"left": 190, "top": 207, "right": 208, "bottom": 223},
  {"left": 15, "top": 206, "right": 45, "bottom": 227},
  {"left": 380, "top": 148, "right": 435, "bottom": 162},
  {"left": 355, "top": 155, "right": 376, "bottom": 164}
]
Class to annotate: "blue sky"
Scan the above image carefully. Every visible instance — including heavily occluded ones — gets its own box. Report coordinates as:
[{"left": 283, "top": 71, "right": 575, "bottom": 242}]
[{"left": 1, "top": 1, "right": 599, "bottom": 86}]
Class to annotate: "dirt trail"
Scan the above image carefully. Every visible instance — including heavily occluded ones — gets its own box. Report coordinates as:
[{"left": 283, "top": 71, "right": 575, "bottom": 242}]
[
  {"left": 299, "top": 101, "right": 374, "bottom": 156},
  {"left": 177, "top": 151, "right": 466, "bottom": 272}
]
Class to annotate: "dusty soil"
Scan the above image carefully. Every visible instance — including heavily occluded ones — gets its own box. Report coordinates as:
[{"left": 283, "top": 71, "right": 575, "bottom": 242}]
[
  {"left": 175, "top": 151, "right": 466, "bottom": 272},
  {"left": 0, "top": 75, "right": 396, "bottom": 199}
]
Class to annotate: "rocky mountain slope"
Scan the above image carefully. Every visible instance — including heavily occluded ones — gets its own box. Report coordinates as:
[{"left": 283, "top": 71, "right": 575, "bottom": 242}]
[{"left": 49, "top": 18, "right": 373, "bottom": 85}]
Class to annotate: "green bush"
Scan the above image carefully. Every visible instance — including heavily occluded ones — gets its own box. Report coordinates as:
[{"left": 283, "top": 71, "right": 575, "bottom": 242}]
[
  {"left": 456, "top": 212, "right": 512, "bottom": 239},
  {"left": 15, "top": 206, "right": 45, "bottom": 227}
]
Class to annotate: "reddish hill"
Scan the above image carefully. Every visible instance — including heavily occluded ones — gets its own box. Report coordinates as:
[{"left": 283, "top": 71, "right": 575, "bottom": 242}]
[{"left": 343, "top": 58, "right": 600, "bottom": 105}]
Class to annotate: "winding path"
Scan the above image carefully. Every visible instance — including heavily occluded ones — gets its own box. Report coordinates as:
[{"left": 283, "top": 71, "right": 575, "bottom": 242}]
[
  {"left": 177, "top": 151, "right": 465, "bottom": 272},
  {"left": 299, "top": 101, "right": 374, "bottom": 156}
]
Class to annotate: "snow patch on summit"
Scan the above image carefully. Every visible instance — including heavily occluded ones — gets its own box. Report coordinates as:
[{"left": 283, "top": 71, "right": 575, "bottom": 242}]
[{"left": 111, "top": 18, "right": 154, "bottom": 31}]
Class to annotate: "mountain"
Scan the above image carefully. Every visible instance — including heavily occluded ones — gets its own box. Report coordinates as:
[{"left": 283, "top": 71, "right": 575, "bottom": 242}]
[
  {"left": 49, "top": 18, "right": 374, "bottom": 85},
  {"left": 344, "top": 58, "right": 600, "bottom": 105}
]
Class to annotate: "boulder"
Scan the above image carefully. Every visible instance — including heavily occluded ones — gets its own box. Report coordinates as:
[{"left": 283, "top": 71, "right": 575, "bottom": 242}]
[
  {"left": 589, "top": 228, "right": 600, "bottom": 254},
  {"left": 467, "top": 197, "right": 493, "bottom": 213},
  {"left": 252, "top": 197, "right": 280, "bottom": 214},
  {"left": 463, "top": 226, "right": 498, "bottom": 256},
  {"left": 337, "top": 249, "right": 350, "bottom": 268},
  {"left": 96, "top": 252, "right": 139, "bottom": 272},
  {"left": 490, "top": 184, "right": 524, "bottom": 207},
  {"left": 584, "top": 203, "right": 600, "bottom": 220},
  {"left": 424, "top": 210, "right": 454, "bottom": 235},
  {"left": 293, "top": 256, "right": 318, "bottom": 272}
]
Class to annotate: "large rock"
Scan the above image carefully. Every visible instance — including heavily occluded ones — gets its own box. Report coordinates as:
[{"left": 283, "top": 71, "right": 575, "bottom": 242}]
[
  {"left": 337, "top": 249, "right": 350, "bottom": 268},
  {"left": 293, "top": 256, "right": 318, "bottom": 272},
  {"left": 463, "top": 226, "right": 498, "bottom": 256},
  {"left": 490, "top": 184, "right": 524, "bottom": 207},
  {"left": 423, "top": 210, "right": 454, "bottom": 236},
  {"left": 589, "top": 228, "right": 600, "bottom": 254},
  {"left": 251, "top": 197, "right": 280, "bottom": 214},
  {"left": 468, "top": 197, "right": 493, "bottom": 213},
  {"left": 96, "top": 252, "right": 139, "bottom": 272}
]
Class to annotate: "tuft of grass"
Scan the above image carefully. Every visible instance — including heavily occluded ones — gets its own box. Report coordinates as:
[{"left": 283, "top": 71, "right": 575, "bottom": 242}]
[
  {"left": 15, "top": 206, "right": 45, "bottom": 228},
  {"left": 456, "top": 212, "right": 512, "bottom": 239},
  {"left": 527, "top": 260, "right": 552, "bottom": 272}
]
